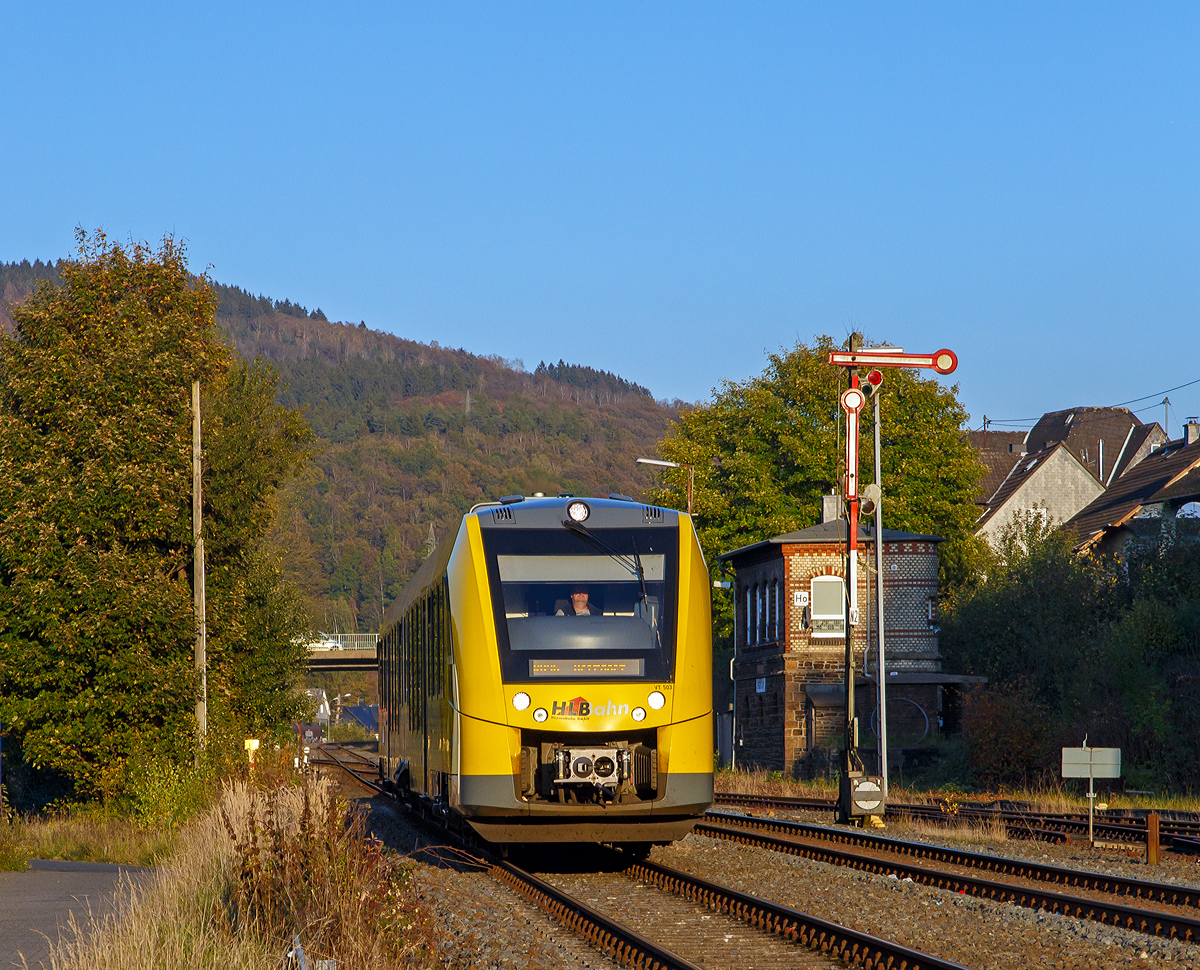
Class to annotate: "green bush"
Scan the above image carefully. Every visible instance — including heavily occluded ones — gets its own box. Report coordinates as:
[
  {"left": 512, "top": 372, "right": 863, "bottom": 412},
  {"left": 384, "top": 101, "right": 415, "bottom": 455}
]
[{"left": 127, "top": 756, "right": 210, "bottom": 830}]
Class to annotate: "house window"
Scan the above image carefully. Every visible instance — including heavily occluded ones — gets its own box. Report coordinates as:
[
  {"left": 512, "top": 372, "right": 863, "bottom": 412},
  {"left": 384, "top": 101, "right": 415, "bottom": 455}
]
[
  {"left": 809, "top": 576, "right": 845, "bottom": 638},
  {"left": 756, "top": 584, "right": 764, "bottom": 644},
  {"left": 745, "top": 586, "right": 753, "bottom": 646}
]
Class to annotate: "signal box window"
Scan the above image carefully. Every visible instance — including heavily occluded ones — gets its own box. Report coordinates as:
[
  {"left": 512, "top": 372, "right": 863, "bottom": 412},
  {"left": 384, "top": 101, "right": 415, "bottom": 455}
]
[{"left": 809, "top": 576, "right": 845, "bottom": 638}]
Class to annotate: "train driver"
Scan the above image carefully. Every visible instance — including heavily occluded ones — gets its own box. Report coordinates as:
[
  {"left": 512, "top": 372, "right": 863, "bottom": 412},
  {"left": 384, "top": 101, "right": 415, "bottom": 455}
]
[{"left": 556, "top": 586, "right": 601, "bottom": 616}]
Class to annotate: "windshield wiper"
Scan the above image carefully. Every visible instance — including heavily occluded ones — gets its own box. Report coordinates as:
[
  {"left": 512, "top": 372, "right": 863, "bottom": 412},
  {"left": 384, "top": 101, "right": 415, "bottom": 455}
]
[
  {"left": 561, "top": 519, "right": 649, "bottom": 606},
  {"left": 562, "top": 519, "right": 659, "bottom": 647}
]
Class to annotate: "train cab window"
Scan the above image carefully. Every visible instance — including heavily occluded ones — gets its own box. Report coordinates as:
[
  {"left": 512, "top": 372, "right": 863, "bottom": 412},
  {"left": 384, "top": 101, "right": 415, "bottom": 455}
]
[{"left": 482, "top": 527, "right": 678, "bottom": 682}]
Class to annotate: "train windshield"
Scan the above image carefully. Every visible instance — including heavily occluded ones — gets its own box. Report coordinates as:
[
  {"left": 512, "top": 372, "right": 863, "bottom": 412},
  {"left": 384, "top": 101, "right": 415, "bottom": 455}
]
[{"left": 482, "top": 527, "right": 677, "bottom": 681}]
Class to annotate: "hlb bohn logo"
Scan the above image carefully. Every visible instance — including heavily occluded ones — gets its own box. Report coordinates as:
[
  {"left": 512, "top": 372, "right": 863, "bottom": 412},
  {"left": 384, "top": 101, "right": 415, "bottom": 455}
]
[{"left": 551, "top": 697, "right": 631, "bottom": 719}]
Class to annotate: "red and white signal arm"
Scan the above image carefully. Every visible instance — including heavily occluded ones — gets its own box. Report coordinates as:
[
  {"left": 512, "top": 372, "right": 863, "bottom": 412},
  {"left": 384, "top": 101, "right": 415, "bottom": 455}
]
[{"left": 828, "top": 348, "right": 958, "bottom": 376}]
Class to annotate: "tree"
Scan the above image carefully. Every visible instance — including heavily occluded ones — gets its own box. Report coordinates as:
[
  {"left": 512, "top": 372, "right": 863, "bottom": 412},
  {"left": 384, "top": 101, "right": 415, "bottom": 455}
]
[
  {"left": 0, "top": 231, "right": 312, "bottom": 799},
  {"left": 941, "top": 513, "right": 1200, "bottom": 790},
  {"left": 650, "top": 335, "right": 986, "bottom": 645}
]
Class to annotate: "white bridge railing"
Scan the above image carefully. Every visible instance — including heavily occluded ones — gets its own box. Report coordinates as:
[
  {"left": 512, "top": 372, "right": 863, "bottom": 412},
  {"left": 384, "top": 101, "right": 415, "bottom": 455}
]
[{"left": 308, "top": 632, "right": 379, "bottom": 652}]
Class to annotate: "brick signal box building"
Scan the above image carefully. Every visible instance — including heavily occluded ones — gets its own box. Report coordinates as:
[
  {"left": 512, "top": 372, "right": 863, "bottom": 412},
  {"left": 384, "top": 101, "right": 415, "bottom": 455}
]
[{"left": 718, "top": 512, "right": 983, "bottom": 777}]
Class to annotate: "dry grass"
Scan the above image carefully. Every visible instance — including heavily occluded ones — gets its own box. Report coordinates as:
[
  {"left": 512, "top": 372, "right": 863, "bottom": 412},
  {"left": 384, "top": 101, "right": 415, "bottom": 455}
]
[
  {"left": 714, "top": 769, "right": 1200, "bottom": 816},
  {"left": 887, "top": 813, "right": 1010, "bottom": 844},
  {"left": 713, "top": 768, "right": 841, "bottom": 800},
  {"left": 48, "top": 776, "right": 429, "bottom": 970}
]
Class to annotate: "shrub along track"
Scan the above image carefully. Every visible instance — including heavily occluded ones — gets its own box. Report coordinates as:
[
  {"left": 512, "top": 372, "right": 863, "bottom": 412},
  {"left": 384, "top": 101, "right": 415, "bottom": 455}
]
[
  {"left": 698, "top": 811, "right": 1200, "bottom": 944},
  {"left": 313, "top": 744, "right": 967, "bottom": 970}
]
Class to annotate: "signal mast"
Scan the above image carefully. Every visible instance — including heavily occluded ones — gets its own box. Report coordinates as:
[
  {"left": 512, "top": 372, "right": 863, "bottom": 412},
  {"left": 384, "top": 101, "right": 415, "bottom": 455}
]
[{"left": 827, "top": 336, "right": 958, "bottom": 823}]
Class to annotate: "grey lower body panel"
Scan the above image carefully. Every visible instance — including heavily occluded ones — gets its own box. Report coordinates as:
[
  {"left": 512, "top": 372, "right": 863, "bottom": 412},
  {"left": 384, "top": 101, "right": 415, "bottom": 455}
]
[
  {"left": 458, "top": 771, "right": 713, "bottom": 844},
  {"left": 466, "top": 815, "right": 699, "bottom": 844}
]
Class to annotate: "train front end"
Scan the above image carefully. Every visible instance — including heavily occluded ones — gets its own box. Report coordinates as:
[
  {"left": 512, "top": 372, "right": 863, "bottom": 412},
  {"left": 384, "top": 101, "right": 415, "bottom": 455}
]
[{"left": 449, "top": 496, "right": 713, "bottom": 846}]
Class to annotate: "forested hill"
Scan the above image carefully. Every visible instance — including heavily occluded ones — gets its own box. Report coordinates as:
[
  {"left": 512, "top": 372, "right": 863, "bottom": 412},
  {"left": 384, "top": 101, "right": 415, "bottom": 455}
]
[{"left": 0, "top": 263, "right": 681, "bottom": 632}]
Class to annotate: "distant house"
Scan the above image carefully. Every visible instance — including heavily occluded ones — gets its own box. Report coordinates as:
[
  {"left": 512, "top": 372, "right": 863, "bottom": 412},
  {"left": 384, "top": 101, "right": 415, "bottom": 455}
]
[
  {"left": 305, "top": 688, "right": 332, "bottom": 726},
  {"left": 1025, "top": 407, "right": 1165, "bottom": 486},
  {"left": 974, "top": 443, "right": 1104, "bottom": 545},
  {"left": 967, "top": 430, "right": 1027, "bottom": 502},
  {"left": 1065, "top": 421, "right": 1200, "bottom": 555},
  {"left": 343, "top": 703, "right": 379, "bottom": 733},
  {"left": 970, "top": 407, "right": 1167, "bottom": 544}
]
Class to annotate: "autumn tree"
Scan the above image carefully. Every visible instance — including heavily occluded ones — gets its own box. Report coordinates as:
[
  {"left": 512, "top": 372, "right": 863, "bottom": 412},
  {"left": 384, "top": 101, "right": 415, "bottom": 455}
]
[
  {"left": 0, "top": 232, "right": 312, "bottom": 799},
  {"left": 650, "top": 335, "right": 986, "bottom": 645}
]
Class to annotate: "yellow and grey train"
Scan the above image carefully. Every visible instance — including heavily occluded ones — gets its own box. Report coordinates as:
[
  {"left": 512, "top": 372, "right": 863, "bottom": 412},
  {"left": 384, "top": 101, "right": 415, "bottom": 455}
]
[{"left": 377, "top": 495, "right": 713, "bottom": 848}]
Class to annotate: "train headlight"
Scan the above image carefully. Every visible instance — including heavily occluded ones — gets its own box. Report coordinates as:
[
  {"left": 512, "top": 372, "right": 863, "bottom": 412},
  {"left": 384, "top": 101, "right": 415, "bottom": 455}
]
[
  {"left": 512, "top": 692, "right": 531, "bottom": 711},
  {"left": 566, "top": 500, "right": 591, "bottom": 523},
  {"left": 631, "top": 706, "right": 646, "bottom": 722},
  {"left": 647, "top": 690, "right": 665, "bottom": 710},
  {"left": 533, "top": 707, "right": 548, "bottom": 722}
]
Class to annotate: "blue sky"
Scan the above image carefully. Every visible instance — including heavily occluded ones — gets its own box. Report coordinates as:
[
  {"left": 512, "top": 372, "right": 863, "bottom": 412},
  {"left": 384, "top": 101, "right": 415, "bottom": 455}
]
[{"left": 3, "top": 3, "right": 1198, "bottom": 434}]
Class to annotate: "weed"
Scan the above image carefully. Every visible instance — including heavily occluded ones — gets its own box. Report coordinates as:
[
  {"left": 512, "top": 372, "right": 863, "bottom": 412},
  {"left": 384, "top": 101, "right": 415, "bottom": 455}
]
[{"left": 48, "top": 776, "right": 428, "bottom": 970}]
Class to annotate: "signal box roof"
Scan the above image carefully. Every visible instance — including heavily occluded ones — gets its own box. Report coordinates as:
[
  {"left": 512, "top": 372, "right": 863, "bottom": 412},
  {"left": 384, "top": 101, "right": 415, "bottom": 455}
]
[{"left": 718, "top": 520, "right": 942, "bottom": 564}]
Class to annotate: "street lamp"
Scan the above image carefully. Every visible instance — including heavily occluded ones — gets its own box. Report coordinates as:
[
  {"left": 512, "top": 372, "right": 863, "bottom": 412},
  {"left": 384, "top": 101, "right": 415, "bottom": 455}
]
[{"left": 636, "top": 458, "right": 694, "bottom": 515}]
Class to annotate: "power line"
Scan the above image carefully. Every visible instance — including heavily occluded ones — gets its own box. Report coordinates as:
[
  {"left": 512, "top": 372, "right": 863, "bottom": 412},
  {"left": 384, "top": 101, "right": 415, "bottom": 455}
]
[
  {"left": 1112, "top": 376, "right": 1200, "bottom": 408},
  {"left": 983, "top": 376, "right": 1199, "bottom": 427}
]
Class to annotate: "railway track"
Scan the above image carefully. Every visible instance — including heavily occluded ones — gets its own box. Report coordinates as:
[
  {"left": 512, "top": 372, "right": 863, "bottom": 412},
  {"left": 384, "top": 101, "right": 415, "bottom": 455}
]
[
  {"left": 313, "top": 743, "right": 968, "bottom": 970},
  {"left": 696, "top": 811, "right": 1200, "bottom": 943},
  {"left": 713, "top": 791, "right": 1200, "bottom": 849}
]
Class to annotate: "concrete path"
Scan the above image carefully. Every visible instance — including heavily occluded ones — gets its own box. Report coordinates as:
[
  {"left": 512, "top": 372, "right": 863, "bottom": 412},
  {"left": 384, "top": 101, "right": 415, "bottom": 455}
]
[{"left": 0, "top": 860, "right": 153, "bottom": 969}]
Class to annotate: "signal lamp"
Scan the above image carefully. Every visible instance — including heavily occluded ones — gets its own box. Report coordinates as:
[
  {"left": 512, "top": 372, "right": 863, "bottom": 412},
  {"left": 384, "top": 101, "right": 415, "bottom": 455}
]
[
  {"left": 567, "top": 500, "right": 591, "bottom": 523},
  {"left": 533, "top": 707, "right": 548, "bottom": 723},
  {"left": 840, "top": 387, "right": 865, "bottom": 413},
  {"left": 860, "top": 483, "right": 882, "bottom": 517},
  {"left": 866, "top": 369, "right": 883, "bottom": 386},
  {"left": 511, "top": 692, "right": 531, "bottom": 711},
  {"left": 631, "top": 707, "right": 647, "bottom": 722},
  {"left": 647, "top": 690, "right": 666, "bottom": 710}
]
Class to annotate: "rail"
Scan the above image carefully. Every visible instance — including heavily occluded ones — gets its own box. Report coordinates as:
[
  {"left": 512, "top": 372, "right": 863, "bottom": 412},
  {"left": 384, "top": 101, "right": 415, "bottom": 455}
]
[
  {"left": 314, "top": 744, "right": 966, "bottom": 970},
  {"left": 695, "top": 815, "right": 1200, "bottom": 943}
]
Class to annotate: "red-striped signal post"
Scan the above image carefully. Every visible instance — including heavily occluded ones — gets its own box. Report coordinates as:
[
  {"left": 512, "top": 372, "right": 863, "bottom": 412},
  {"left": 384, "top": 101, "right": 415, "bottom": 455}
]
[{"left": 828, "top": 337, "right": 958, "bottom": 823}]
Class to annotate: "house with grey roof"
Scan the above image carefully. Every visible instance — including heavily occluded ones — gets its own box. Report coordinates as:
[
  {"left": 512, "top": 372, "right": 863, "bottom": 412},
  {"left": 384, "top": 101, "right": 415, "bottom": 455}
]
[
  {"left": 970, "top": 406, "right": 1168, "bottom": 545},
  {"left": 1065, "top": 421, "right": 1200, "bottom": 555},
  {"left": 1025, "top": 406, "right": 1165, "bottom": 486},
  {"left": 974, "top": 443, "right": 1103, "bottom": 545}
]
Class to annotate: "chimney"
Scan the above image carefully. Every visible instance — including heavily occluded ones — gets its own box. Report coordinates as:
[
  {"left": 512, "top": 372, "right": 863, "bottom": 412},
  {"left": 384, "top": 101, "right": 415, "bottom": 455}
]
[
  {"left": 1186, "top": 418, "right": 1200, "bottom": 446},
  {"left": 822, "top": 491, "right": 844, "bottom": 524}
]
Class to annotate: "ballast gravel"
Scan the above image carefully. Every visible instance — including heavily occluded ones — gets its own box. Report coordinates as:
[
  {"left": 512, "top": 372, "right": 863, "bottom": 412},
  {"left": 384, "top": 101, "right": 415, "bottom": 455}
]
[
  {"left": 329, "top": 762, "right": 1200, "bottom": 969},
  {"left": 657, "top": 830, "right": 1200, "bottom": 968},
  {"left": 331, "top": 772, "right": 622, "bottom": 970}
]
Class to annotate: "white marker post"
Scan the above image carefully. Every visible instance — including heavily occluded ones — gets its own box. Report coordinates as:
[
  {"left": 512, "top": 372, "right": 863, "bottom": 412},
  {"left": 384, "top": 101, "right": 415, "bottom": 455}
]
[{"left": 1062, "top": 743, "right": 1121, "bottom": 843}]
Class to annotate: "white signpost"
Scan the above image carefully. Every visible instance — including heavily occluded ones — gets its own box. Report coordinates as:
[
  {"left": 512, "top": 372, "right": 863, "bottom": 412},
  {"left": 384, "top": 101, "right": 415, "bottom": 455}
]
[{"left": 1061, "top": 744, "right": 1121, "bottom": 843}]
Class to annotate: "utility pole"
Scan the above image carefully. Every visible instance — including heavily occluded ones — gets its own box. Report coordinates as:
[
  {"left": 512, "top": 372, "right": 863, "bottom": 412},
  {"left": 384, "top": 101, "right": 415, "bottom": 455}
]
[{"left": 193, "top": 381, "right": 207, "bottom": 755}]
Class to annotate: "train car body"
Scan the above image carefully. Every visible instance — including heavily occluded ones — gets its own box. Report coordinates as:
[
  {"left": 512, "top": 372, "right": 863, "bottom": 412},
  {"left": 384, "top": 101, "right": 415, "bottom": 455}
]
[{"left": 378, "top": 496, "right": 713, "bottom": 845}]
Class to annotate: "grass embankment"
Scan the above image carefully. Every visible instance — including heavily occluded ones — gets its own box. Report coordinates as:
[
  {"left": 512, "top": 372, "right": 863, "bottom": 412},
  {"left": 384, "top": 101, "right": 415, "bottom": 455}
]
[
  {"left": 1, "top": 813, "right": 174, "bottom": 869},
  {"left": 44, "top": 774, "right": 427, "bottom": 970}
]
